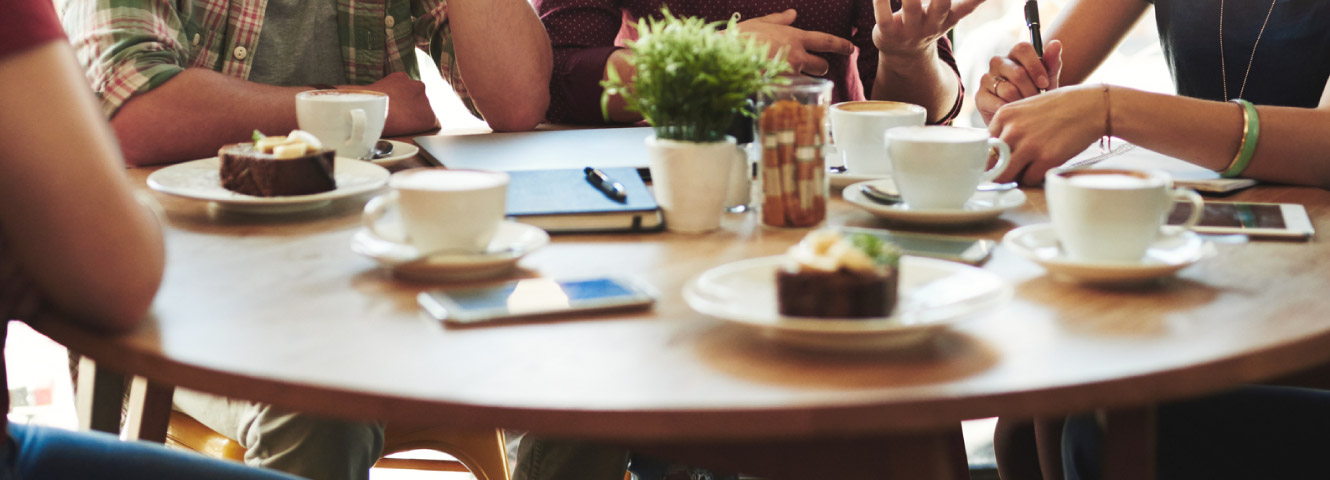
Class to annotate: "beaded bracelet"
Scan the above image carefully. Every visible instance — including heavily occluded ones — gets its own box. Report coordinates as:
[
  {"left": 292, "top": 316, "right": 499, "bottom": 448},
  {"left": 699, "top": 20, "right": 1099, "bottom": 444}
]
[{"left": 1221, "top": 99, "right": 1259, "bottom": 178}]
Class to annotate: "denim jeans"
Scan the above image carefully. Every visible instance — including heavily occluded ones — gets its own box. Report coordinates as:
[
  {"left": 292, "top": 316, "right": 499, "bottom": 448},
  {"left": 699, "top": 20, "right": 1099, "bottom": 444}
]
[{"left": 3, "top": 422, "right": 299, "bottom": 480}]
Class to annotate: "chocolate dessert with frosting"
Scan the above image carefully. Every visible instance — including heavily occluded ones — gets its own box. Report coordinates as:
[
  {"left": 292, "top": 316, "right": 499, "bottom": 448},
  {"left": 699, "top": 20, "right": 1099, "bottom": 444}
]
[
  {"left": 777, "top": 230, "right": 900, "bottom": 318},
  {"left": 220, "top": 130, "right": 335, "bottom": 197}
]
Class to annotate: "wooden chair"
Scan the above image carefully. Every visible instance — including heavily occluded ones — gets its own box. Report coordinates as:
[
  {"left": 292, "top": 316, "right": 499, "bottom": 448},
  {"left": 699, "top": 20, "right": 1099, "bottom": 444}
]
[
  {"left": 70, "top": 357, "right": 509, "bottom": 480},
  {"left": 165, "top": 411, "right": 511, "bottom": 480}
]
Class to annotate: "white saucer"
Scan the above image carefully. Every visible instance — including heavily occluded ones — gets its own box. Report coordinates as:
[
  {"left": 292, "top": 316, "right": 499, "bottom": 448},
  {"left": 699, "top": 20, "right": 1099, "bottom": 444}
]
[
  {"left": 350, "top": 220, "right": 549, "bottom": 282},
  {"left": 342, "top": 139, "right": 419, "bottom": 165},
  {"left": 843, "top": 179, "right": 1027, "bottom": 226},
  {"left": 828, "top": 169, "right": 889, "bottom": 189},
  {"left": 1002, "top": 223, "right": 1215, "bottom": 285},
  {"left": 147, "top": 157, "right": 389, "bottom": 214},
  {"left": 684, "top": 255, "right": 1011, "bottom": 352}
]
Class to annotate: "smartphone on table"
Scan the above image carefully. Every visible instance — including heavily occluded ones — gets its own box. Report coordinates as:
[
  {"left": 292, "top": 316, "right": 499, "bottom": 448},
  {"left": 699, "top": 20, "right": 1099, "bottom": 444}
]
[
  {"left": 1167, "top": 201, "right": 1314, "bottom": 239},
  {"left": 418, "top": 276, "right": 656, "bottom": 326},
  {"left": 839, "top": 227, "right": 995, "bottom": 265}
]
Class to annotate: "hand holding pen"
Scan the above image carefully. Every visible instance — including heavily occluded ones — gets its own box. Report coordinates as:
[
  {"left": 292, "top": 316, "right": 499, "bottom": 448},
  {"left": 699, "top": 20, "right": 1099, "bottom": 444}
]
[{"left": 974, "top": 2, "right": 1064, "bottom": 125}]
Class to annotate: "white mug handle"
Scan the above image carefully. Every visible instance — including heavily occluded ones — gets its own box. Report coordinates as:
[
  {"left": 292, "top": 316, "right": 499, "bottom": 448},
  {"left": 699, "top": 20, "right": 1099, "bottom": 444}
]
[
  {"left": 980, "top": 138, "right": 1011, "bottom": 183},
  {"left": 348, "top": 108, "right": 366, "bottom": 155},
  {"left": 1171, "top": 187, "right": 1205, "bottom": 230},
  {"left": 362, "top": 191, "right": 404, "bottom": 243}
]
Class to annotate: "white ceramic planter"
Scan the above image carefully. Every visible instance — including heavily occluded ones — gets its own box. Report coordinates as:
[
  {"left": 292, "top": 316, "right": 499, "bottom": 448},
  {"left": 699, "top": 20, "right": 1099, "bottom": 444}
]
[{"left": 646, "top": 135, "right": 736, "bottom": 233}]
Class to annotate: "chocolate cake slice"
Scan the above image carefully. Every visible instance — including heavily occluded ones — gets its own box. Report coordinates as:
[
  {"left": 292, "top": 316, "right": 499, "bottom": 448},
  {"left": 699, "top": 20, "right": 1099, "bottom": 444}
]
[
  {"left": 777, "top": 267, "right": 897, "bottom": 318},
  {"left": 219, "top": 143, "right": 336, "bottom": 197},
  {"left": 776, "top": 231, "right": 900, "bottom": 319}
]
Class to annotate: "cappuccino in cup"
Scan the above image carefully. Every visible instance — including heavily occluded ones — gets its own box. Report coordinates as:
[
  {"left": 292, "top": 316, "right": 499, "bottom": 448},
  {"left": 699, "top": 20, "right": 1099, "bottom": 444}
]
[
  {"left": 829, "top": 101, "right": 925, "bottom": 175},
  {"left": 296, "top": 90, "right": 389, "bottom": 160},
  {"left": 363, "top": 169, "right": 509, "bottom": 254},
  {"left": 1046, "top": 169, "right": 1203, "bottom": 263}
]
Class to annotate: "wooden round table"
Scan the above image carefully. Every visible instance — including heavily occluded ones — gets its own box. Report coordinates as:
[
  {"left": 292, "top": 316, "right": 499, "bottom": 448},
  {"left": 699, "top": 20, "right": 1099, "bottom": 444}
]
[{"left": 37, "top": 156, "right": 1330, "bottom": 480}]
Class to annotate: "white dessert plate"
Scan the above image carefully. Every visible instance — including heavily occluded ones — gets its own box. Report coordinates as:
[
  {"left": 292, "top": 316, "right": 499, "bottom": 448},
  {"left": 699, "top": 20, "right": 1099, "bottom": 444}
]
[
  {"left": 147, "top": 157, "right": 389, "bottom": 214},
  {"left": 684, "top": 255, "right": 1011, "bottom": 352},
  {"left": 342, "top": 139, "right": 419, "bottom": 165},
  {"left": 1002, "top": 223, "right": 1215, "bottom": 285},
  {"left": 351, "top": 220, "right": 549, "bottom": 282},
  {"left": 843, "top": 179, "right": 1026, "bottom": 226}
]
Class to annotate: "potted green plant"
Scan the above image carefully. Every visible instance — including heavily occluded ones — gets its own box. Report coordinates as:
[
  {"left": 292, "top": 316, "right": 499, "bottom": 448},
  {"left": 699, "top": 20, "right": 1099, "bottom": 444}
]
[{"left": 601, "top": 9, "right": 790, "bottom": 232}]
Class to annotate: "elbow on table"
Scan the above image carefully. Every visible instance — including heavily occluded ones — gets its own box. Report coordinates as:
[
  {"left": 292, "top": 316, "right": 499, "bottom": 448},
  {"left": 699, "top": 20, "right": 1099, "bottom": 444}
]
[{"left": 481, "top": 96, "right": 549, "bottom": 132}]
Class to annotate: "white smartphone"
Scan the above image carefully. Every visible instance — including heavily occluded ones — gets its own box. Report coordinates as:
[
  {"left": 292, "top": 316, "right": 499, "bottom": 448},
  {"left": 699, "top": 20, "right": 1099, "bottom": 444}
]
[
  {"left": 1167, "top": 201, "right": 1314, "bottom": 239},
  {"left": 839, "top": 227, "right": 995, "bottom": 265},
  {"left": 418, "top": 276, "right": 656, "bottom": 325}
]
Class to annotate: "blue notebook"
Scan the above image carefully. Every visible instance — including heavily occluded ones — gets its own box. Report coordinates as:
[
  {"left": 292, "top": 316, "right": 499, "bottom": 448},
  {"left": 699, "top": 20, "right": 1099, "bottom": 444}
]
[{"left": 505, "top": 168, "right": 662, "bottom": 233}]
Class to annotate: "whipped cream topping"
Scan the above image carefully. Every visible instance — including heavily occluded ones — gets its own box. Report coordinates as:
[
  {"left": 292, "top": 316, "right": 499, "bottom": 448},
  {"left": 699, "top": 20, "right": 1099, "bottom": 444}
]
[
  {"left": 255, "top": 129, "right": 324, "bottom": 158},
  {"left": 785, "top": 230, "right": 883, "bottom": 274}
]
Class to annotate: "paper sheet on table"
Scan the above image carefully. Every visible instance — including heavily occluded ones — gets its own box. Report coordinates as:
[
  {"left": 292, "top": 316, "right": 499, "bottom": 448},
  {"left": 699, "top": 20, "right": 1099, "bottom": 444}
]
[{"left": 1061, "top": 143, "right": 1257, "bottom": 193}]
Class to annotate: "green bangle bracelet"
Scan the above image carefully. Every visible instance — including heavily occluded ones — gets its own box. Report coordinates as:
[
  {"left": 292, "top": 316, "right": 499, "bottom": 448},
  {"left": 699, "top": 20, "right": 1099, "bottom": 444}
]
[{"left": 1222, "top": 99, "right": 1259, "bottom": 178}]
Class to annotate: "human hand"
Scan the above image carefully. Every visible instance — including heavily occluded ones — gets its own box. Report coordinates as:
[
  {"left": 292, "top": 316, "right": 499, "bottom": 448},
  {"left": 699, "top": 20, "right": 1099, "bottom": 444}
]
[
  {"left": 357, "top": 72, "right": 440, "bottom": 135},
  {"left": 873, "top": 0, "right": 985, "bottom": 61},
  {"left": 987, "top": 84, "right": 1108, "bottom": 185},
  {"left": 977, "top": 40, "right": 1063, "bottom": 125},
  {"left": 735, "top": 9, "right": 855, "bottom": 76}
]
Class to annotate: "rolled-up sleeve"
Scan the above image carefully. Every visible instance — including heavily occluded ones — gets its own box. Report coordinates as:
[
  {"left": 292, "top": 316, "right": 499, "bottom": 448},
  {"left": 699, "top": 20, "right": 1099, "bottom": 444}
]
[{"left": 61, "top": 0, "right": 192, "bottom": 118}]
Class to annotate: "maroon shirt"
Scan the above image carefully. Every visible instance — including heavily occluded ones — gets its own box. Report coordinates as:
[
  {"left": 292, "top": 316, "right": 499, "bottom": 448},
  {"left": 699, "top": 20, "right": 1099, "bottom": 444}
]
[{"left": 535, "top": 0, "right": 963, "bottom": 124}]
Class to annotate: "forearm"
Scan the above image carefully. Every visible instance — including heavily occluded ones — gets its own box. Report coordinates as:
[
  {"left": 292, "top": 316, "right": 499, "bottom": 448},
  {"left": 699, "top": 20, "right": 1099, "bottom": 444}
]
[
  {"left": 110, "top": 68, "right": 308, "bottom": 166},
  {"left": 1112, "top": 88, "right": 1330, "bottom": 188},
  {"left": 449, "top": 0, "right": 552, "bottom": 131},
  {"left": 871, "top": 46, "right": 959, "bottom": 123},
  {"left": 1045, "top": 0, "right": 1150, "bottom": 86},
  {"left": 0, "top": 42, "right": 164, "bottom": 330}
]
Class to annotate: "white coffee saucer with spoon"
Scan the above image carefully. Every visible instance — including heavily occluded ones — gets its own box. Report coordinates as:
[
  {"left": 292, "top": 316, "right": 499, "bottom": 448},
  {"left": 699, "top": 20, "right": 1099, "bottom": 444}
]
[
  {"left": 1003, "top": 223, "right": 1216, "bottom": 285},
  {"left": 339, "top": 139, "right": 419, "bottom": 165},
  {"left": 351, "top": 220, "right": 549, "bottom": 282},
  {"left": 843, "top": 179, "right": 1026, "bottom": 226}
]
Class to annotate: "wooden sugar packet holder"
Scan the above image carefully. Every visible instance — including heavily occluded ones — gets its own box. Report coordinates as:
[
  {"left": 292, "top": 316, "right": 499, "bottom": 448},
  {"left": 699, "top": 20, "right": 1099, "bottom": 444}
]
[{"left": 760, "top": 100, "right": 827, "bottom": 228}]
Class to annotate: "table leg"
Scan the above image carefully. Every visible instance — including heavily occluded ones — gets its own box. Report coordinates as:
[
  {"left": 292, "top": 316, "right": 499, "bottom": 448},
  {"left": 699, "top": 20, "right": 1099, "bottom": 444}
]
[
  {"left": 631, "top": 424, "right": 970, "bottom": 480},
  {"left": 1101, "top": 406, "right": 1157, "bottom": 480},
  {"left": 124, "top": 375, "right": 175, "bottom": 443},
  {"left": 74, "top": 356, "right": 124, "bottom": 434}
]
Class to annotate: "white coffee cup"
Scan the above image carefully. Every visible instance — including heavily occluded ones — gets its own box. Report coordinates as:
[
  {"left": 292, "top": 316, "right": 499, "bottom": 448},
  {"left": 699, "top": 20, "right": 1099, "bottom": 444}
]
[
  {"left": 296, "top": 90, "right": 389, "bottom": 160},
  {"left": 362, "top": 169, "right": 509, "bottom": 254},
  {"left": 1046, "top": 169, "right": 1204, "bottom": 263},
  {"left": 829, "top": 101, "right": 926, "bottom": 175},
  {"left": 884, "top": 126, "right": 1011, "bottom": 210}
]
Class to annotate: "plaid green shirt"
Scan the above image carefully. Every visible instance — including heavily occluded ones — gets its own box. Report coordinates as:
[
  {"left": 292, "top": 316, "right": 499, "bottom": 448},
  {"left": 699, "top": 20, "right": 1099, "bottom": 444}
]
[{"left": 62, "top": 0, "right": 473, "bottom": 118}]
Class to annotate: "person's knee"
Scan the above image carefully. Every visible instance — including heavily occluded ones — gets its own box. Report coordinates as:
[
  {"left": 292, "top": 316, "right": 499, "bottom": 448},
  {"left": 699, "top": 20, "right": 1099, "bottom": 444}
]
[{"left": 244, "top": 407, "right": 385, "bottom": 478}]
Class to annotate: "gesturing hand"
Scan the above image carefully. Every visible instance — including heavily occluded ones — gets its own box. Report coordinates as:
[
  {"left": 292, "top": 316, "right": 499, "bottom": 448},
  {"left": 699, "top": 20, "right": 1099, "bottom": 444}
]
[
  {"left": 735, "top": 9, "right": 855, "bottom": 76},
  {"left": 873, "top": 0, "right": 985, "bottom": 60}
]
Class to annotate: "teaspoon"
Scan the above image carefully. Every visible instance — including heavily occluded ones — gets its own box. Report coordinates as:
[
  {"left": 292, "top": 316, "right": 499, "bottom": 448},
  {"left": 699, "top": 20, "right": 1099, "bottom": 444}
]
[
  {"left": 372, "top": 140, "right": 394, "bottom": 159},
  {"left": 859, "top": 182, "right": 1019, "bottom": 205}
]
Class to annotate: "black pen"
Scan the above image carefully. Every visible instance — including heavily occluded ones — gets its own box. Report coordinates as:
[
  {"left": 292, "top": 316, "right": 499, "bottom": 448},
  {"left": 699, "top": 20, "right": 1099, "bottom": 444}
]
[
  {"left": 584, "top": 167, "right": 627, "bottom": 202},
  {"left": 1024, "top": 0, "right": 1043, "bottom": 58},
  {"left": 1024, "top": 0, "right": 1045, "bottom": 92}
]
